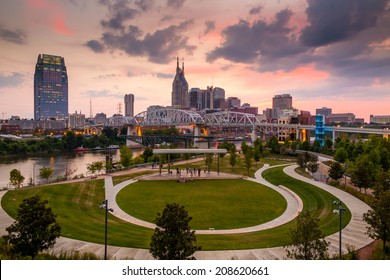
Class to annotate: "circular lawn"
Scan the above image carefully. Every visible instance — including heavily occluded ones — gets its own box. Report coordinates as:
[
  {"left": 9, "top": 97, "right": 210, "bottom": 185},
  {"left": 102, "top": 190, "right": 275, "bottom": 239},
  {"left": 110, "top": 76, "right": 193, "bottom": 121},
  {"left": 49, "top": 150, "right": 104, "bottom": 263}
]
[{"left": 116, "top": 179, "right": 287, "bottom": 230}]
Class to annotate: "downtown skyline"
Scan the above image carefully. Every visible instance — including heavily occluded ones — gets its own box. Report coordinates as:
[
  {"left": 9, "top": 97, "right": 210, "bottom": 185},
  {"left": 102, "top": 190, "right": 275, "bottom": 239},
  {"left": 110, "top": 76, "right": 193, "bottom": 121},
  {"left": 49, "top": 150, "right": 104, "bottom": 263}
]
[{"left": 0, "top": 0, "right": 389, "bottom": 121}]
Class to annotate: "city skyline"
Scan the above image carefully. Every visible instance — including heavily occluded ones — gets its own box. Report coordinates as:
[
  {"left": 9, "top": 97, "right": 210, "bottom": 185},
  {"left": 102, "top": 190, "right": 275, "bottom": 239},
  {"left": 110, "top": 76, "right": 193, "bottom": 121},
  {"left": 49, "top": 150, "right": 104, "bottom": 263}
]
[{"left": 0, "top": 0, "right": 389, "bottom": 121}]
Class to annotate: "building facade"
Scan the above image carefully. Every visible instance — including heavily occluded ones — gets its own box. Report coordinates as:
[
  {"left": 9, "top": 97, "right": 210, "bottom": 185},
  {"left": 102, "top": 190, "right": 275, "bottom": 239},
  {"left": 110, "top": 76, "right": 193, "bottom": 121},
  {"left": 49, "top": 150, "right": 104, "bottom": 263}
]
[
  {"left": 370, "top": 115, "right": 390, "bottom": 124},
  {"left": 272, "top": 94, "right": 292, "bottom": 110},
  {"left": 327, "top": 113, "right": 355, "bottom": 124},
  {"left": 171, "top": 57, "right": 189, "bottom": 109},
  {"left": 34, "top": 54, "right": 68, "bottom": 120},
  {"left": 69, "top": 111, "right": 86, "bottom": 128},
  {"left": 316, "top": 107, "right": 332, "bottom": 116},
  {"left": 227, "top": 97, "right": 241, "bottom": 109},
  {"left": 124, "top": 94, "right": 134, "bottom": 117}
]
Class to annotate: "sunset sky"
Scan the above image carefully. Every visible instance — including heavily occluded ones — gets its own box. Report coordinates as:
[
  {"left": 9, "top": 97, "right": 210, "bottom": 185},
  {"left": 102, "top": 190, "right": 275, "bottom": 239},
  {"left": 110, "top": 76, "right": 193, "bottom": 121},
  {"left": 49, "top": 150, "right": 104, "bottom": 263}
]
[{"left": 0, "top": 0, "right": 389, "bottom": 122}]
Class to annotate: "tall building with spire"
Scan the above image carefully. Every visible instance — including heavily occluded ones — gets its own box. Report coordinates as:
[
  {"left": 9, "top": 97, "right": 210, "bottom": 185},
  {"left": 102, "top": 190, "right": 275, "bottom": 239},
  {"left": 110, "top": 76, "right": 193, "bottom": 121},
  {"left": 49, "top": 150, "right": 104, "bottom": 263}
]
[
  {"left": 171, "top": 57, "right": 189, "bottom": 109},
  {"left": 34, "top": 54, "right": 68, "bottom": 120}
]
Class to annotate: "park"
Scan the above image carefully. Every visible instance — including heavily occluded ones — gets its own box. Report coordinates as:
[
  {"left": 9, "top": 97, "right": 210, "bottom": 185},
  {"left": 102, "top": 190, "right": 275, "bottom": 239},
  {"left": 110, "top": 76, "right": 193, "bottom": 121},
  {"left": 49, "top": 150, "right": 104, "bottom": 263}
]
[{"left": 0, "top": 149, "right": 376, "bottom": 259}]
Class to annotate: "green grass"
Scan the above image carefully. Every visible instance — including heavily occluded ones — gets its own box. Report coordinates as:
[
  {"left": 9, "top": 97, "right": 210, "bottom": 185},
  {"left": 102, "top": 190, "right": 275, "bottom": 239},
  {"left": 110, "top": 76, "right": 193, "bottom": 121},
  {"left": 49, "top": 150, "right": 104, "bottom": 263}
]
[
  {"left": 116, "top": 179, "right": 287, "bottom": 230},
  {"left": 262, "top": 166, "right": 352, "bottom": 235},
  {"left": 112, "top": 170, "right": 157, "bottom": 185},
  {"left": 1, "top": 167, "right": 352, "bottom": 251}
]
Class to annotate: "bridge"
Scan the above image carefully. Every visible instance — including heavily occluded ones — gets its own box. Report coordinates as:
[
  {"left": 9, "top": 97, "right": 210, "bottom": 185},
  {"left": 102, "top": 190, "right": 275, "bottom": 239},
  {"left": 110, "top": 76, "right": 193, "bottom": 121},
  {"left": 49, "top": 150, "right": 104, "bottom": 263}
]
[{"left": 121, "top": 108, "right": 389, "bottom": 147}]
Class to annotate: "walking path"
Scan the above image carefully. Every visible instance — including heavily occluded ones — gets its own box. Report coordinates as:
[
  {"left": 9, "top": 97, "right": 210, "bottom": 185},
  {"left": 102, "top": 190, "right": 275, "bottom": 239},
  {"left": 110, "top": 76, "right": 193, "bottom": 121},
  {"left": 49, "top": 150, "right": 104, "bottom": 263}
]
[{"left": 0, "top": 164, "right": 373, "bottom": 260}]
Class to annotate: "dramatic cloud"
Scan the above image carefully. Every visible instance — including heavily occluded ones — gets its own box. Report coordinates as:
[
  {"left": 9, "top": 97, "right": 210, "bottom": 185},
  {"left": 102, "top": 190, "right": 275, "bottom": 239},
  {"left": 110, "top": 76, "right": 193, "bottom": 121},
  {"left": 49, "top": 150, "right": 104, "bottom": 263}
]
[
  {"left": 135, "top": 0, "right": 154, "bottom": 12},
  {"left": 88, "top": 19, "right": 196, "bottom": 64},
  {"left": 167, "top": 0, "right": 186, "bottom": 9},
  {"left": 0, "top": 24, "right": 27, "bottom": 45},
  {"left": 249, "top": 6, "right": 262, "bottom": 15},
  {"left": 99, "top": 0, "right": 139, "bottom": 30},
  {"left": 85, "top": 40, "right": 105, "bottom": 53},
  {"left": 301, "top": 0, "right": 390, "bottom": 47},
  {"left": 0, "top": 72, "right": 25, "bottom": 88},
  {"left": 204, "top": 20, "right": 216, "bottom": 35},
  {"left": 207, "top": 9, "right": 305, "bottom": 64}
]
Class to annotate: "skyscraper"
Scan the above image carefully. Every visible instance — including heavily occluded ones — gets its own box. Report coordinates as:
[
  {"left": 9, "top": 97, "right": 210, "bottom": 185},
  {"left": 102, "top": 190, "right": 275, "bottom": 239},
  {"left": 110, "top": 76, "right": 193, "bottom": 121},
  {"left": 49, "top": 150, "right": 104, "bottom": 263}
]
[
  {"left": 124, "top": 94, "right": 134, "bottom": 117},
  {"left": 171, "top": 57, "right": 189, "bottom": 109},
  {"left": 34, "top": 54, "right": 68, "bottom": 120}
]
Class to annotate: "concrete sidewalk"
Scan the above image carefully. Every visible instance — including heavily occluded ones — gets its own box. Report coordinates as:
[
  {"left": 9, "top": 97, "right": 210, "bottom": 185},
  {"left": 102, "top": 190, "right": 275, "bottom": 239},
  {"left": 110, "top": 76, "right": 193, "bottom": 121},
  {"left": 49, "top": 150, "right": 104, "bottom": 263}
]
[{"left": 0, "top": 164, "right": 373, "bottom": 260}]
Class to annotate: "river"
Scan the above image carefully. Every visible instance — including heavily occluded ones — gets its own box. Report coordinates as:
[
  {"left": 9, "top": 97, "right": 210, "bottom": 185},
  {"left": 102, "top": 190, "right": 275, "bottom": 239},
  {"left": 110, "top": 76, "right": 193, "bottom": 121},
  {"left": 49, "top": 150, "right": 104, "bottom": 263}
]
[{"left": 0, "top": 148, "right": 143, "bottom": 188}]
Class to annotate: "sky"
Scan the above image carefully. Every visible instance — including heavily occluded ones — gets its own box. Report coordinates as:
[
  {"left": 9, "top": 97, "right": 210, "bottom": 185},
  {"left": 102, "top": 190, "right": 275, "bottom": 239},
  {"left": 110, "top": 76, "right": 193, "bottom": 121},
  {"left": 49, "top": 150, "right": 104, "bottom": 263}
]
[{"left": 0, "top": 0, "right": 389, "bottom": 122}]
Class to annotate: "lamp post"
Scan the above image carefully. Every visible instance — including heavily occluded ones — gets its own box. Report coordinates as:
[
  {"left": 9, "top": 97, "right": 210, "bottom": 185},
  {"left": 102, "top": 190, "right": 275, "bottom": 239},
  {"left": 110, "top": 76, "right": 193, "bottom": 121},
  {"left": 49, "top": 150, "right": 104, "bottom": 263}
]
[
  {"left": 333, "top": 200, "right": 346, "bottom": 259},
  {"left": 99, "top": 199, "right": 113, "bottom": 260}
]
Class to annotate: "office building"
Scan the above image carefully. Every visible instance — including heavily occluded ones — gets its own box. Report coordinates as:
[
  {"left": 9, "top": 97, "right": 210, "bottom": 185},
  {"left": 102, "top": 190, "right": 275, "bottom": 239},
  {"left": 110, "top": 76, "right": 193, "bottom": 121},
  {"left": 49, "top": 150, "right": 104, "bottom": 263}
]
[
  {"left": 327, "top": 113, "right": 355, "bottom": 124},
  {"left": 272, "top": 94, "right": 292, "bottom": 109},
  {"left": 370, "top": 115, "right": 390, "bottom": 124},
  {"left": 69, "top": 111, "right": 85, "bottom": 128},
  {"left": 34, "top": 54, "right": 68, "bottom": 120},
  {"left": 227, "top": 97, "right": 241, "bottom": 109},
  {"left": 316, "top": 107, "right": 332, "bottom": 116},
  {"left": 171, "top": 57, "right": 189, "bottom": 109},
  {"left": 124, "top": 94, "right": 134, "bottom": 117}
]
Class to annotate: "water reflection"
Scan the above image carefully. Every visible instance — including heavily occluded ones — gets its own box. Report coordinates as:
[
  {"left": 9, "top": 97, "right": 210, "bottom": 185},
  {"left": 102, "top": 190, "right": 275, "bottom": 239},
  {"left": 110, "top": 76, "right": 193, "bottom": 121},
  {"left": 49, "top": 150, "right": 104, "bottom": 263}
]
[{"left": 0, "top": 148, "right": 142, "bottom": 188}]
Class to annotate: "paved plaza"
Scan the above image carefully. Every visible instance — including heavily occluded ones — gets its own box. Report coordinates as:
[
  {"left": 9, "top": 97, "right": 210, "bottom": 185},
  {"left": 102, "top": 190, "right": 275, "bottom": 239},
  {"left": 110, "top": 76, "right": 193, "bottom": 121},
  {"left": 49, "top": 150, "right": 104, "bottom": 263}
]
[{"left": 0, "top": 164, "right": 373, "bottom": 260}]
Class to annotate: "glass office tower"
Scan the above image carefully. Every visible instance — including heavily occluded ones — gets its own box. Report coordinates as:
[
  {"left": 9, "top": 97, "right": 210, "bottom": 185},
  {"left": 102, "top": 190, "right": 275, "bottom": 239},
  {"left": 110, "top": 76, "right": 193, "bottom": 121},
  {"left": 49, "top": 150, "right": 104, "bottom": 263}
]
[{"left": 34, "top": 54, "right": 68, "bottom": 120}]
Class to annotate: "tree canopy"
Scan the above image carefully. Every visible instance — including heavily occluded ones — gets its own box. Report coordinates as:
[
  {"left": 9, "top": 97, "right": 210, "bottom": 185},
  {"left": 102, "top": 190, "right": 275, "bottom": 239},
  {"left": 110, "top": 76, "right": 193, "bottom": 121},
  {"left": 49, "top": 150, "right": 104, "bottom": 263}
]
[
  {"left": 3, "top": 195, "right": 61, "bottom": 259},
  {"left": 149, "top": 203, "right": 200, "bottom": 260},
  {"left": 285, "top": 210, "right": 329, "bottom": 260},
  {"left": 9, "top": 169, "right": 25, "bottom": 188}
]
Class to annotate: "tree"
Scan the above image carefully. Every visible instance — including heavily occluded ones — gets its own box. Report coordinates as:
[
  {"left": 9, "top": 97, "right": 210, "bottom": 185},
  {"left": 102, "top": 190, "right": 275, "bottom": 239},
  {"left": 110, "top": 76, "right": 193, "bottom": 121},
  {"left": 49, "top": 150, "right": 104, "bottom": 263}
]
[
  {"left": 328, "top": 161, "right": 344, "bottom": 184},
  {"left": 334, "top": 147, "right": 348, "bottom": 163},
  {"left": 87, "top": 161, "right": 104, "bottom": 175},
  {"left": 39, "top": 166, "right": 54, "bottom": 182},
  {"left": 297, "top": 152, "right": 310, "bottom": 170},
  {"left": 9, "top": 169, "right": 25, "bottom": 188},
  {"left": 120, "top": 145, "right": 133, "bottom": 168},
  {"left": 267, "top": 136, "right": 279, "bottom": 154},
  {"left": 350, "top": 154, "right": 380, "bottom": 193},
  {"left": 64, "top": 163, "right": 77, "bottom": 180},
  {"left": 228, "top": 145, "right": 237, "bottom": 170},
  {"left": 285, "top": 210, "right": 329, "bottom": 260},
  {"left": 244, "top": 147, "right": 253, "bottom": 175},
  {"left": 3, "top": 195, "right": 61, "bottom": 259},
  {"left": 363, "top": 190, "right": 390, "bottom": 254},
  {"left": 306, "top": 154, "right": 319, "bottom": 176},
  {"left": 286, "top": 210, "right": 329, "bottom": 260},
  {"left": 149, "top": 203, "right": 201, "bottom": 260}
]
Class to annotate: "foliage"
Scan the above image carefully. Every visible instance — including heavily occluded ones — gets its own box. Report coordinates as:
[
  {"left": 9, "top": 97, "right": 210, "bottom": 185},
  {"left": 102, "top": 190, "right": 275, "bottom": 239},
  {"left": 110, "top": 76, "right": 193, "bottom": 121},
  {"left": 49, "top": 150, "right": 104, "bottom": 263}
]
[
  {"left": 132, "top": 156, "right": 145, "bottom": 165},
  {"left": 306, "top": 154, "right": 319, "bottom": 176},
  {"left": 285, "top": 210, "right": 329, "bottom": 260},
  {"left": 267, "top": 136, "right": 279, "bottom": 154},
  {"left": 120, "top": 145, "right": 133, "bottom": 167},
  {"left": 363, "top": 190, "right": 390, "bottom": 253},
  {"left": 39, "top": 166, "right": 54, "bottom": 181},
  {"left": 3, "top": 195, "right": 61, "bottom": 259},
  {"left": 87, "top": 161, "right": 105, "bottom": 175},
  {"left": 350, "top": 154, "right": 380, "bottom": 192},
  {"left": 328, "top": 161, "right": 344, "bottom": 183},
  {"left": 229, "top": 146, "right": 237, "bottom": 170},
  {"left": 149, "top": 203, "right": 201, "bottom": 260},
  {"left": 9, "top": 169, "right": 25, "bottom": 188},
  {"left": 244, "top": 146, "right": 253, "bottom": 175},
  {"left": 296, "top": 152, "right": 310, "bottom": 170}
]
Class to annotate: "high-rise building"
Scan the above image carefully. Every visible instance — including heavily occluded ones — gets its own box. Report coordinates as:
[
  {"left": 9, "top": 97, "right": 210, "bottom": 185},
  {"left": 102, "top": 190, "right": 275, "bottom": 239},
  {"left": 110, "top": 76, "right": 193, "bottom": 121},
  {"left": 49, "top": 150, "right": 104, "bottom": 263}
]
[
  {"left": 69, "top": 110, "right": 85, "bottom": 128},
  {"left": 272, "top": 94, "right": 292, "bottom": 109},
  {"left": 227, "top": 97, "right": 241, "bottom": 108},
  {"left": 124, "top": 94, "right": 134, "bottom": 117},
  {"left": 171, "top": 57, "right": 189, "bottom": 109},
  {"left": 34, "top": 54, "right": 68, "bottom": 120}
]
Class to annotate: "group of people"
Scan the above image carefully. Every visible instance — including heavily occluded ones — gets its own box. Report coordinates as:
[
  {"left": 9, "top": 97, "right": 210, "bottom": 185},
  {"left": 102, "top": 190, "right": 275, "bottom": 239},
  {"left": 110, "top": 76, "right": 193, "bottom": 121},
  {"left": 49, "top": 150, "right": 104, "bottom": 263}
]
[{"left": 176, "top": 167, "right": 202, "bottom": 177}]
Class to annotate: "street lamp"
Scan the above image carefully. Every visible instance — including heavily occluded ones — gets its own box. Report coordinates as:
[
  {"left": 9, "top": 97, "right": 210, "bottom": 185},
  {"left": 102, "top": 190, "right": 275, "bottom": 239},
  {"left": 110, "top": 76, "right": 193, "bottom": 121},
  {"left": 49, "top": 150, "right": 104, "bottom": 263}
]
[
  {"left": 333, "top": 200, "right": 346, "bottom": 259},
  {"left": 99, "top": 199, "right": 113, "bottom": 260}
]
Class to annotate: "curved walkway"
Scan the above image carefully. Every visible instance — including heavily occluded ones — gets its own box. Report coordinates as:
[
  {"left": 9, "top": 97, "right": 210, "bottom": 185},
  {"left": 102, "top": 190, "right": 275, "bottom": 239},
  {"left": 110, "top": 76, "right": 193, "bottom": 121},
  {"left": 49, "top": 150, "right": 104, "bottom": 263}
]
[
  {"left": 105, "top": 164, "right": 303, "bottom": 234},
  {"left": 0, "top": 164, "right": 373, "bottom": 260}
]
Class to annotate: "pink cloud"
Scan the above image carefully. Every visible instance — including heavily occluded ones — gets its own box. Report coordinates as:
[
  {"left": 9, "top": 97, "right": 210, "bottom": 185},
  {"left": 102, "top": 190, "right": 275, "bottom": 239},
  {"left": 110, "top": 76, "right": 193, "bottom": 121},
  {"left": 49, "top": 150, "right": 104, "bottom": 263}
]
[{"left": 26, "top": 0, "right": 73, "bottom": 36}]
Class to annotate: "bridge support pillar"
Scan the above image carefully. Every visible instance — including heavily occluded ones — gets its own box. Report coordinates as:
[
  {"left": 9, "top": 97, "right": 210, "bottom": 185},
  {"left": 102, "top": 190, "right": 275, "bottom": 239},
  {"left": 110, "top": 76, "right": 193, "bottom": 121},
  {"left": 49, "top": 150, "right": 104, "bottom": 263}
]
[{"left": 251, "top": 127, "right": 257, "bottom": 142}]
